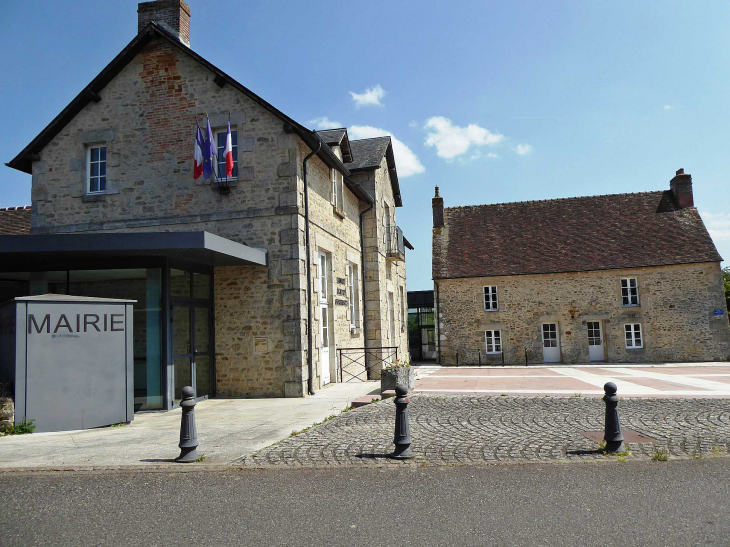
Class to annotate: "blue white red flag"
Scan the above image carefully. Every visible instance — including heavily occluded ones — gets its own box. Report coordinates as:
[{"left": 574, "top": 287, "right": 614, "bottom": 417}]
[
  {"left": 193, "top": 123, "right": 204, "bottom": 180},
  {"left": 224, "top": 120, "right": 234, "bottom": 178}
]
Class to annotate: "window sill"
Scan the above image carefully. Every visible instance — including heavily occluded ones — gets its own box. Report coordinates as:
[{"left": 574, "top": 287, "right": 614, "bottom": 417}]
[
  {"left": 333, "top": 206, "right": 346, "bottom": 219},
  {"left": 485, "top": 352, "right": 502, "bottom": 355},
  {"left": 82, "top": 193, "right": 107, "bottom": 203},
  {"left": 483, "top": 308, "right": 499, "bottom": 313},
  {"left": 622, "top": 304, "right": 641, "bottom": 308},
  {"left": 625, "top": 347, "right": 644, "bottom": 350},
  {"left": 209, "top": 178, "right": 239, "bottom": 188}
]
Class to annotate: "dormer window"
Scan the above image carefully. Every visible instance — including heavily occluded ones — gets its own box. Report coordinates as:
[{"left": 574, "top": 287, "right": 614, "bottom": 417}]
[{"left": 87, "top": 145, "right": 107, "bottom": 194}]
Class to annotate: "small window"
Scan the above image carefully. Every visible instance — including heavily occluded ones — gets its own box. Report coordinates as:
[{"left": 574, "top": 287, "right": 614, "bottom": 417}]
[
  {"left": 216, "top": 129, "right": 238, "bottom": 180},
  {"left": 621, "top": 278, "right": 639, "bottom": 306},
  {"left": 483, "top": 286, "right": 498, "bottom": 311},
  {"left": 331, "top": 168, "right": 343, "bottom": 210},
  {"left": 319, "top": 253, "right": 328, "bottom": 302},
  {"left": 485, "top": 330, "right": 502, "bottom": 353},
  {"left": 625, "top": 323, "right": 643, "bottom": 349},
  {"left": 87, "top": 145, "right": 107, "bottom": 194},
  {"left": 347, "top": 263, "right": 359, "bottom": 328}
]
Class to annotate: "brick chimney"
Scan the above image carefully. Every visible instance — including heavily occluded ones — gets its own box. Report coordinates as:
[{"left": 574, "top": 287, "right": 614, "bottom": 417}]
[
  {"left": 670, "top": 168, "right": 694, "bottom": 209},
  {"left": 433, "top": 186, "right": 444, "bottom": 227},
  {"left": 138, "top": 0, "right": 191, "bottom": 47}
]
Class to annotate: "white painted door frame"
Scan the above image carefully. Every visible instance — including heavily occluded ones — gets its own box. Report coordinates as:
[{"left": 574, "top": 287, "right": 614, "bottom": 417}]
[
  {"left": 587, "top": 321, "right": 605, "bottom": 362},
  {"left": 541, "top": 323, "right": 561, "bottom": 363},
  {"left": 318, "top": 252, "right": 331, "bottom": 385}
]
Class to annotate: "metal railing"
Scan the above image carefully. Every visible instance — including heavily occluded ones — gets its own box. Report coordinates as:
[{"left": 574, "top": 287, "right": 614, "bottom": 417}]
[
  {"left": 337, "top": 346, "right": 399, "bottom": 382},
  {"left": 385, "top": 226, "right": 405, "bottom": 259}
]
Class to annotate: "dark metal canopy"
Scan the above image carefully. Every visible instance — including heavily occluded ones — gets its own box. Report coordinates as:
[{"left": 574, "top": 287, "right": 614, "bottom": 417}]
[{"left": 0, "top": 231, "right": 267, "bottom": 269}]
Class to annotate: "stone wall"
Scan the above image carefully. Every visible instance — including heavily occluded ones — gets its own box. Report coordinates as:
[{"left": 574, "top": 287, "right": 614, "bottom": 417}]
[
  {"left": 0, "top": 383, "right": 13, "bottom": 432},
  {"left": 351, "top": 156, "right": 410, "bottom": 371},
  {"left": 436, "top": 262, "right": 730, "bottom": 365}
]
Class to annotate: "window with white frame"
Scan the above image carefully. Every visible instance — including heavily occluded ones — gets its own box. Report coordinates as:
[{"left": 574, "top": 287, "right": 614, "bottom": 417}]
[
  {"left": 347, "top": 263, "right": 359, "bottom": 328},
  {"left": 319, "top": 253, "right": 328, "bottom": 302},
  {"left": 87, "top": 145, "right": 107, "bottom": 194},
  {"left": 483, "top": 286, "right": 498, "bottom": 311},
  {"left": 624, "top": 323, "right": 643, "bottom": 349},
  {"left": 485, "top": 330, "right": 502, "bottom": 353},
  {"left": 621, "top": 278, "right": 639, "bottom": 306},
  {"left": 215, "top": 129, "right": 238, "bottom": 179},
  {"left": 331, "top": 168, "right": 343, "bottom": 210}
]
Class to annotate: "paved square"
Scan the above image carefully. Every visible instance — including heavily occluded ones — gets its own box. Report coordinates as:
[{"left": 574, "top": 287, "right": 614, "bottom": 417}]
[{"left": 413, "top": 363, "right": 730, "bottom": 397}]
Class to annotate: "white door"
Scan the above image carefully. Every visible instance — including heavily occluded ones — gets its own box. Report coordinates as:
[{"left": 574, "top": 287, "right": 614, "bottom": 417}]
[
  {"left": 541, "top": 323, "right": 561, "bottom": 363},
  {"left": 587, "top": 321, "right": 604, "bottom": 362},
  {"left": 388, "top": 292, "right": 396, "bottom": 346},
  {"left": 318, "top": 252, "right": 330, "bottom": 385}
]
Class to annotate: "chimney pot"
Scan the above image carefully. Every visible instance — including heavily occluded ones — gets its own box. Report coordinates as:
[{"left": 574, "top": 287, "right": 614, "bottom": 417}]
[
  {"left": 670, "top": 169, "right": 694, "bottom": 209},
  {"left": 432, "top": 186, "right": 444, "bottom": 227},
  {"left": 138, "top": 0, "right": 191, "bottom": 47}
]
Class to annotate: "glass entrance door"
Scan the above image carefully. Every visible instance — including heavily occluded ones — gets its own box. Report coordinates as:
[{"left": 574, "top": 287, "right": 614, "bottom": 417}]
[{"left": 171, "top": 303, "right": 212, "bottom": 404}]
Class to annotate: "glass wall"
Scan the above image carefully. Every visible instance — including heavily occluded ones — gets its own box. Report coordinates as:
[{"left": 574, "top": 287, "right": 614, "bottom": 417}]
[{"left": 0, "top": 268, "right": 163, "bottom": 411}]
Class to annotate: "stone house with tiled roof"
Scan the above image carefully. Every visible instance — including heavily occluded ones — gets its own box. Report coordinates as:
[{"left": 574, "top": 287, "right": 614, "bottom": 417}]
[
  {"left": 0, "top": 0, "right": 411, "bottom": 411},
  {"left": 432, "top": 170, "right": 730, "bottom": 365}
]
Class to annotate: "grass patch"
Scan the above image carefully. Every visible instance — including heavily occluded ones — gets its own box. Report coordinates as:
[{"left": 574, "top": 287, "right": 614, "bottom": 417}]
[
  {"left": 196, "top": 454, "right": 206, "bottom": 463},
  {"left": 571, "top": 392, "right": 582, "bottom": 398},
  {"left": 1, "top": 418, "right": 35, "bottom": 436},
  {"left": 110, "top": 423, "right": 125, "bottom": 428},
  {"left": 651, "top": 450, "right": 669, "bottom": 462},
  {"left": 289, "top": 413, "right": 337, "bottom": 438},
  {"left": 617, "top": 455, "right": 626, "bottom": 462}
]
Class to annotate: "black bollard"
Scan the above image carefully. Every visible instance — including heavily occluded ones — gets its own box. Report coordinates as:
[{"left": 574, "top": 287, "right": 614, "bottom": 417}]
[
  {"left": 602, "top": 382, "right": 625, "bottom": 453},
  {"left": 391, "top": 384, "right": 415, "bottom": 459},
  {"left": 176, "top": 386, "right": 200, "bottom": 463}
]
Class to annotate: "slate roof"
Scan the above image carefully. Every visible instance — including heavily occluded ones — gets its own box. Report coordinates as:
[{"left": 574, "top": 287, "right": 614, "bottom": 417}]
[
  {"left": 347, "top": 137, "right": 391, "bottom": 170},
  {"left": 0, "top": 206, "right": 31, "bottom": 235},
  {"left": 346, "top": 137, "right": 403, "bottom": 207},
  {"left": 433, "top": 191, "right": 723, "bottom": 280}
]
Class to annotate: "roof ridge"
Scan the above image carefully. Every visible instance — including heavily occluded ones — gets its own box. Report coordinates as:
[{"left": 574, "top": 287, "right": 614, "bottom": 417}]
[
  {"left": 444, "top": 190, "right": 666, "bottom": 211},
  {"left": 348, "top": 136, "right": 392, "bottom": 143}
]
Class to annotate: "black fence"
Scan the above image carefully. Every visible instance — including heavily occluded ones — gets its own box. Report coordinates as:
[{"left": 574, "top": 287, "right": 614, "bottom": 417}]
[{"left": 337, "top": 346, "right": 399, "bottom": 382}]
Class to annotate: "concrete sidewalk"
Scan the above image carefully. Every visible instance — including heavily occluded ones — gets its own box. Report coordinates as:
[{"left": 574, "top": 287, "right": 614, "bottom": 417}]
[{"left": 0, "top": 382, "right": 379, "bottom": 469}]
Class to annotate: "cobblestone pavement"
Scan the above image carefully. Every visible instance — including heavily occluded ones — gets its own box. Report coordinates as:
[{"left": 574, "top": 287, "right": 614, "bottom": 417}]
[{"left": 243, "top": 395, "right": 730, "bottom": 467}]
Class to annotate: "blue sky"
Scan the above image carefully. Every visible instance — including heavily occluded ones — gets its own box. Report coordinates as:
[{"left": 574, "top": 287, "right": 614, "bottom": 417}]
[{"left": 1, "top": 1, "right": 728, "bottom": 290}]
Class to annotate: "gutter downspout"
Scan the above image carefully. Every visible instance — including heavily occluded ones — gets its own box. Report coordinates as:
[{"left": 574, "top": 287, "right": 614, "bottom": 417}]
[
  {"left": 359, "top": 200, "right": 374, "bottom": 372},
  {"left": 303, "top": 140, "right": 321, "bottom": 396},
  {"left": 435, "top": 280, "right": 441, "bottom": 365}
]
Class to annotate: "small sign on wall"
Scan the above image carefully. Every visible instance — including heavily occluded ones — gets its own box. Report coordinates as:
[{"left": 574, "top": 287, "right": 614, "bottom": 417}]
[
  {"left": 254, "top": 337, "right": 268, "bottom": 353},
  {"left": 335, "top": 299, "right": 348, "bottom": 306},
  {"left": 714, "top": 309, "right": 726, "bottom": 316}
]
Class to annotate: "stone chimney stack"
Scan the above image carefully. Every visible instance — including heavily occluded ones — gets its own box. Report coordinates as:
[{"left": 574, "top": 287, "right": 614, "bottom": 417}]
[
  {"left": 138, "top": 0, "right": 191, "bottom": 47},
  {"left": 433, "top": 186, "right": 444, "bottom": 227},
  {"left": 670, "top": 168, "right": 694, "bottom": 209}
]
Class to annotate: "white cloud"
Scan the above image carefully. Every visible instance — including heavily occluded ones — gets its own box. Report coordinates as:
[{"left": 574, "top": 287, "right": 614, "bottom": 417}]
[
  {"left": 349, "top": 125, "right": 425, "bottom": 177},
  {"left": 310, "top": 116, "right": 343, "bottom": 129},
  {"left": 408, "top": 120, "right": 419, "bottom": 128},
  {"left": 515, "top": 144, "right": 533, "bottom": 155},
  {"left": 349, "top": 85, "right": 386, "bottom": 108},
  {"left": 702, "top": 211, "right": 730, "bottom": 241},
  {"left": 487, "top": 152, "right": 499, "bottom": 158},
  {"left": 664, "top": 104, "right": 673, "bottom": 110},
  {"left": 423, "top": 116, "right": 504, "bottom": 160}
]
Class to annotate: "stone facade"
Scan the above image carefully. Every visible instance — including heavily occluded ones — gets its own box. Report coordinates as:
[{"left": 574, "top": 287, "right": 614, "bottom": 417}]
[
  {"left": 435, "top": 262, "right": 730, "bottom": 365},
  {"left": 0, "top": 383, "right": 13, "bottom": 432},
  {"left": 16, "top": 18, "right": 409, "bottom": 398}
]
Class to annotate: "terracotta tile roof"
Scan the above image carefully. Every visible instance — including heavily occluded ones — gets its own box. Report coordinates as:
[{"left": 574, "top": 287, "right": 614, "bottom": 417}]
[
  {"left": 434, "top": 191, "right": 722, "bottom": 279},
  {"left": 0, "top": 206, "right": 31, "bottom": 235}
]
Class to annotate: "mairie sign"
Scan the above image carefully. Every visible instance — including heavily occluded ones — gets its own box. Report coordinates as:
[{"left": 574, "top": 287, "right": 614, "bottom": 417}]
[{"left": 27, "top": 312, "right": 125, "bottom": 335}]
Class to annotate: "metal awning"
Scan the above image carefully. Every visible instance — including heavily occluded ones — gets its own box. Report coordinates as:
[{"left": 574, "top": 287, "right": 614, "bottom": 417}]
[{"left": 0, "top": 231, "right": 267, "bottom": 269}]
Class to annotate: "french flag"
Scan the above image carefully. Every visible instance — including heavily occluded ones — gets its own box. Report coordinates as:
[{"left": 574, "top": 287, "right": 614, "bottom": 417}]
[
  {"left": 224, "top": 120, "right": 234, "bottom": 178},
  {"left": 193, "top": 123, "right": 204, "bottom": 180}
]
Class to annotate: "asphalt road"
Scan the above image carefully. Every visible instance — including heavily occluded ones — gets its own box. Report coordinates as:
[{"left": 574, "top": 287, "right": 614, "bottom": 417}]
[{"left": 1, "top": 459, "right": 729, "bottom": 546}]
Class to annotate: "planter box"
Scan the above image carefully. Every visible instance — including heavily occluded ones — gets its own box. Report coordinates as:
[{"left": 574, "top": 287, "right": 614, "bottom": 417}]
[{"left": 381, "top": 367, "right": 415, "bottom": 393}]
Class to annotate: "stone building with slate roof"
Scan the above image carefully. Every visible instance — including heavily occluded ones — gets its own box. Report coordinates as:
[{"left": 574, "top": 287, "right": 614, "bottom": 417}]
[
  {"left": 432, "top": 170, "right": 730, "bottom": 365},
  {"left": 0, "top": 0, "right": 411, "bottom": 410}
]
